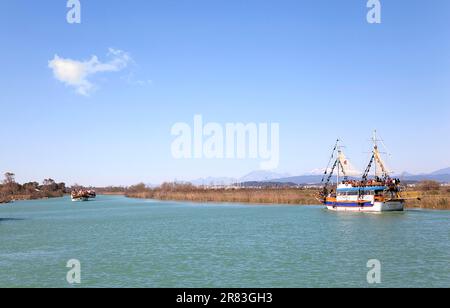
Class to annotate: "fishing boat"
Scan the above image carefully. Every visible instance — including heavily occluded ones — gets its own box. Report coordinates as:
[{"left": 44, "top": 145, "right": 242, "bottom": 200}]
[
  {"left": 318, "top": 131, "right": 406, "bottom": 212},
  {"left": 86, "top": 190, "right": 96, "bottom": 199},
  {"left": 71, "top": 189, "right": 96, "bottom": 202}
]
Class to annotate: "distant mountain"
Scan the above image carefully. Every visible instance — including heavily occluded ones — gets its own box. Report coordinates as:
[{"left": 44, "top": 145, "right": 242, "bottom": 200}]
[
  {"left": 190, "top": 177, "right": 237, "bottom": 186},
  {"left": 190, "top": 170, "right": 290, "bottom": 186},
  {"left": 271, "top": 175, "right": 325, "bottom": 185},
  {"left": 189, "top": 167, "right": 450, "bottom": 187},
  {"left": 397, "top": 174, "right": 450, "bottom": 183},
  {"left": 268, "top": 167, "right": 450, "bottom": 185},
  {"left": 430, "top": 167, "right": 450, "bottom": 176},
  {"left": 239, "top": 170, "right": 291, "bottom": 182},
  {"left": 241, "top": 181, "right": 299, "bottom": 188}
]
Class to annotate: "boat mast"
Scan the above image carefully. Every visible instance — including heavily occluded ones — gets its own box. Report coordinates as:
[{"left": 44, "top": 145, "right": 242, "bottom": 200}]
[
  {"left": 336, "top": 146, "right": 340, "bottom": 185},
  {"left": 373, "top": 130, "right": 377, "bottom": 179},
  {"left": 372, "top": 130, "right": 391, "bottom": 181},
  {"left": 337, "top": 158, "right": 339, "bottom": 185}
]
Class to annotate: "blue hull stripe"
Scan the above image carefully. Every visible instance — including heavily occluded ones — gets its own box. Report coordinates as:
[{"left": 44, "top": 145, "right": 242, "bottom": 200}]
[
  {"left": 326, "top": 202, "right": 374, "bottom": 207},
  {"left": 336, "top": 186, "right": 386, "bottom": 193}
]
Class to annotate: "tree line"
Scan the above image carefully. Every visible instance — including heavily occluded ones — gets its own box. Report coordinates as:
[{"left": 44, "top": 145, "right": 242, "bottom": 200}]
[{"left": 0, "top": 172, "right": 67, "bottom": 203}]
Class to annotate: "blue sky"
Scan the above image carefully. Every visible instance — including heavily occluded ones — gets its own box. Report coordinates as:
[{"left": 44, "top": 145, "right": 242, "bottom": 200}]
[{"left": 0, "top": 0, "right": 449, "bottom": 186}]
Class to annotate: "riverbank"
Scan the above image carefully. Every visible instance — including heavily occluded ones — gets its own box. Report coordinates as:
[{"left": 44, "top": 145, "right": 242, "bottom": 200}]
[
  {"left": 0, "top": 173, "right": 66, "bottom": 204},
  {"left": 0, "top": 198, "right": 11, "bottom": 204},
  {"left": 125, "top": 183, "right": 450, "bottom": 210},
  {"left": 0, "top": 192, "right": 65, "bottom": 203}
]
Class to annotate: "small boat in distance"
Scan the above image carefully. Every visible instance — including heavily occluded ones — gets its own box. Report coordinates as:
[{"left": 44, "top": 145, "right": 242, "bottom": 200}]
[
  {"left": 318, "top": 131, "right": 406, "bottom": 212},
  {"left": 71, "top": 189, "right": 96, "bottom": 202}
]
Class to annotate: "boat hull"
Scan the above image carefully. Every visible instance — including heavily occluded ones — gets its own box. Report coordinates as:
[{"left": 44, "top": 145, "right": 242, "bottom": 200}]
[
  {"left": 71, "top": 197, "right": 89, "bottom": 202},
  {"left": 326, "top": 200, "right": 405, "bottom": 212}
]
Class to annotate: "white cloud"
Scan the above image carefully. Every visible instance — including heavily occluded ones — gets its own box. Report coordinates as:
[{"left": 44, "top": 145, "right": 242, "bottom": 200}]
[{"left": 48, "top": 48, "right": 131, "bottom": 96}]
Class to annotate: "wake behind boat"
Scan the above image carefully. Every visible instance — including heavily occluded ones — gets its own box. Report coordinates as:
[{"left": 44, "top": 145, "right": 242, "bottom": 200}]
[{"left": 318, "top": 131, "right": 418, "bottom": 212}]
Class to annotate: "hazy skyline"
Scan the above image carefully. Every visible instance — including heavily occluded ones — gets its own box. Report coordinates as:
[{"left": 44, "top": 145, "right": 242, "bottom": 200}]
[{"left": 1, "top": 0, "right": 449, "bottom": 186}]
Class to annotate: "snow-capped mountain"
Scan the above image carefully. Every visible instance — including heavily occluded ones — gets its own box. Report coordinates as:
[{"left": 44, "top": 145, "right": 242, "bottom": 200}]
[{"left": 238, "top": 171, "right": 291, "bottom": 182}]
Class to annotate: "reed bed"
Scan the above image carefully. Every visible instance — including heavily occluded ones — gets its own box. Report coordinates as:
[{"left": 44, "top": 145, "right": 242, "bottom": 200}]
[
  {"left": 126, "top": 184, "right": 319, "bottom": 205},
  {"left": 125, "top": 182, "right": 450, "bottom": 210}
]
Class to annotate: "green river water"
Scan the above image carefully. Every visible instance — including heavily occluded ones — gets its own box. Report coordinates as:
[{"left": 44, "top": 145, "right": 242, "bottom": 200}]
[{"left": 0, "top": 195, "right": 449, "bottom": 287}]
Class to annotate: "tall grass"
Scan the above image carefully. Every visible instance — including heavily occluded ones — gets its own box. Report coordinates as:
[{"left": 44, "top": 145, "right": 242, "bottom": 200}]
[
  {"left": 125, "top": 181, "right": 450, "bottom": 210},
  {"left": 126, "top": 183, "right": 319, "bottom": 205}
]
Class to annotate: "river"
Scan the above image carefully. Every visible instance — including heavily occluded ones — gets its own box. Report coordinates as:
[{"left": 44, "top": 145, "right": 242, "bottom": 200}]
[{"left": 0, "top": 195, "right": 449, "bottom": 287}]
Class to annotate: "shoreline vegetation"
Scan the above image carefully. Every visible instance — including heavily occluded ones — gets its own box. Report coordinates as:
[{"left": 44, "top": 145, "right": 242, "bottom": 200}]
[
  {"left": 125, "top": 183, "right": 318, "bottom": 205},
  {"left": 0, "top": 173, "right": 66, "bottom": 204},
  {"left": 125, "top": 181, "right": 450, "bottom": 210},
  {"left": 1, "top": 172, "right": 449, "bottom": 210}
]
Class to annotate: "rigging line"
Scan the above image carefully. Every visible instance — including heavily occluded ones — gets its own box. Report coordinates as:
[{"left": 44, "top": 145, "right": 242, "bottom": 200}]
[
  {"left": 325, "top": 159, "right": 339, "bottom": 188},
  {"left": 321, "top": 139, "right": 339, "bottom": 183},
  {"left": 379, "top": 138, "right": 392, "bottom": 160},
  {"left": 362, "top": 153, "right": 375, "bottom": 181}
]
